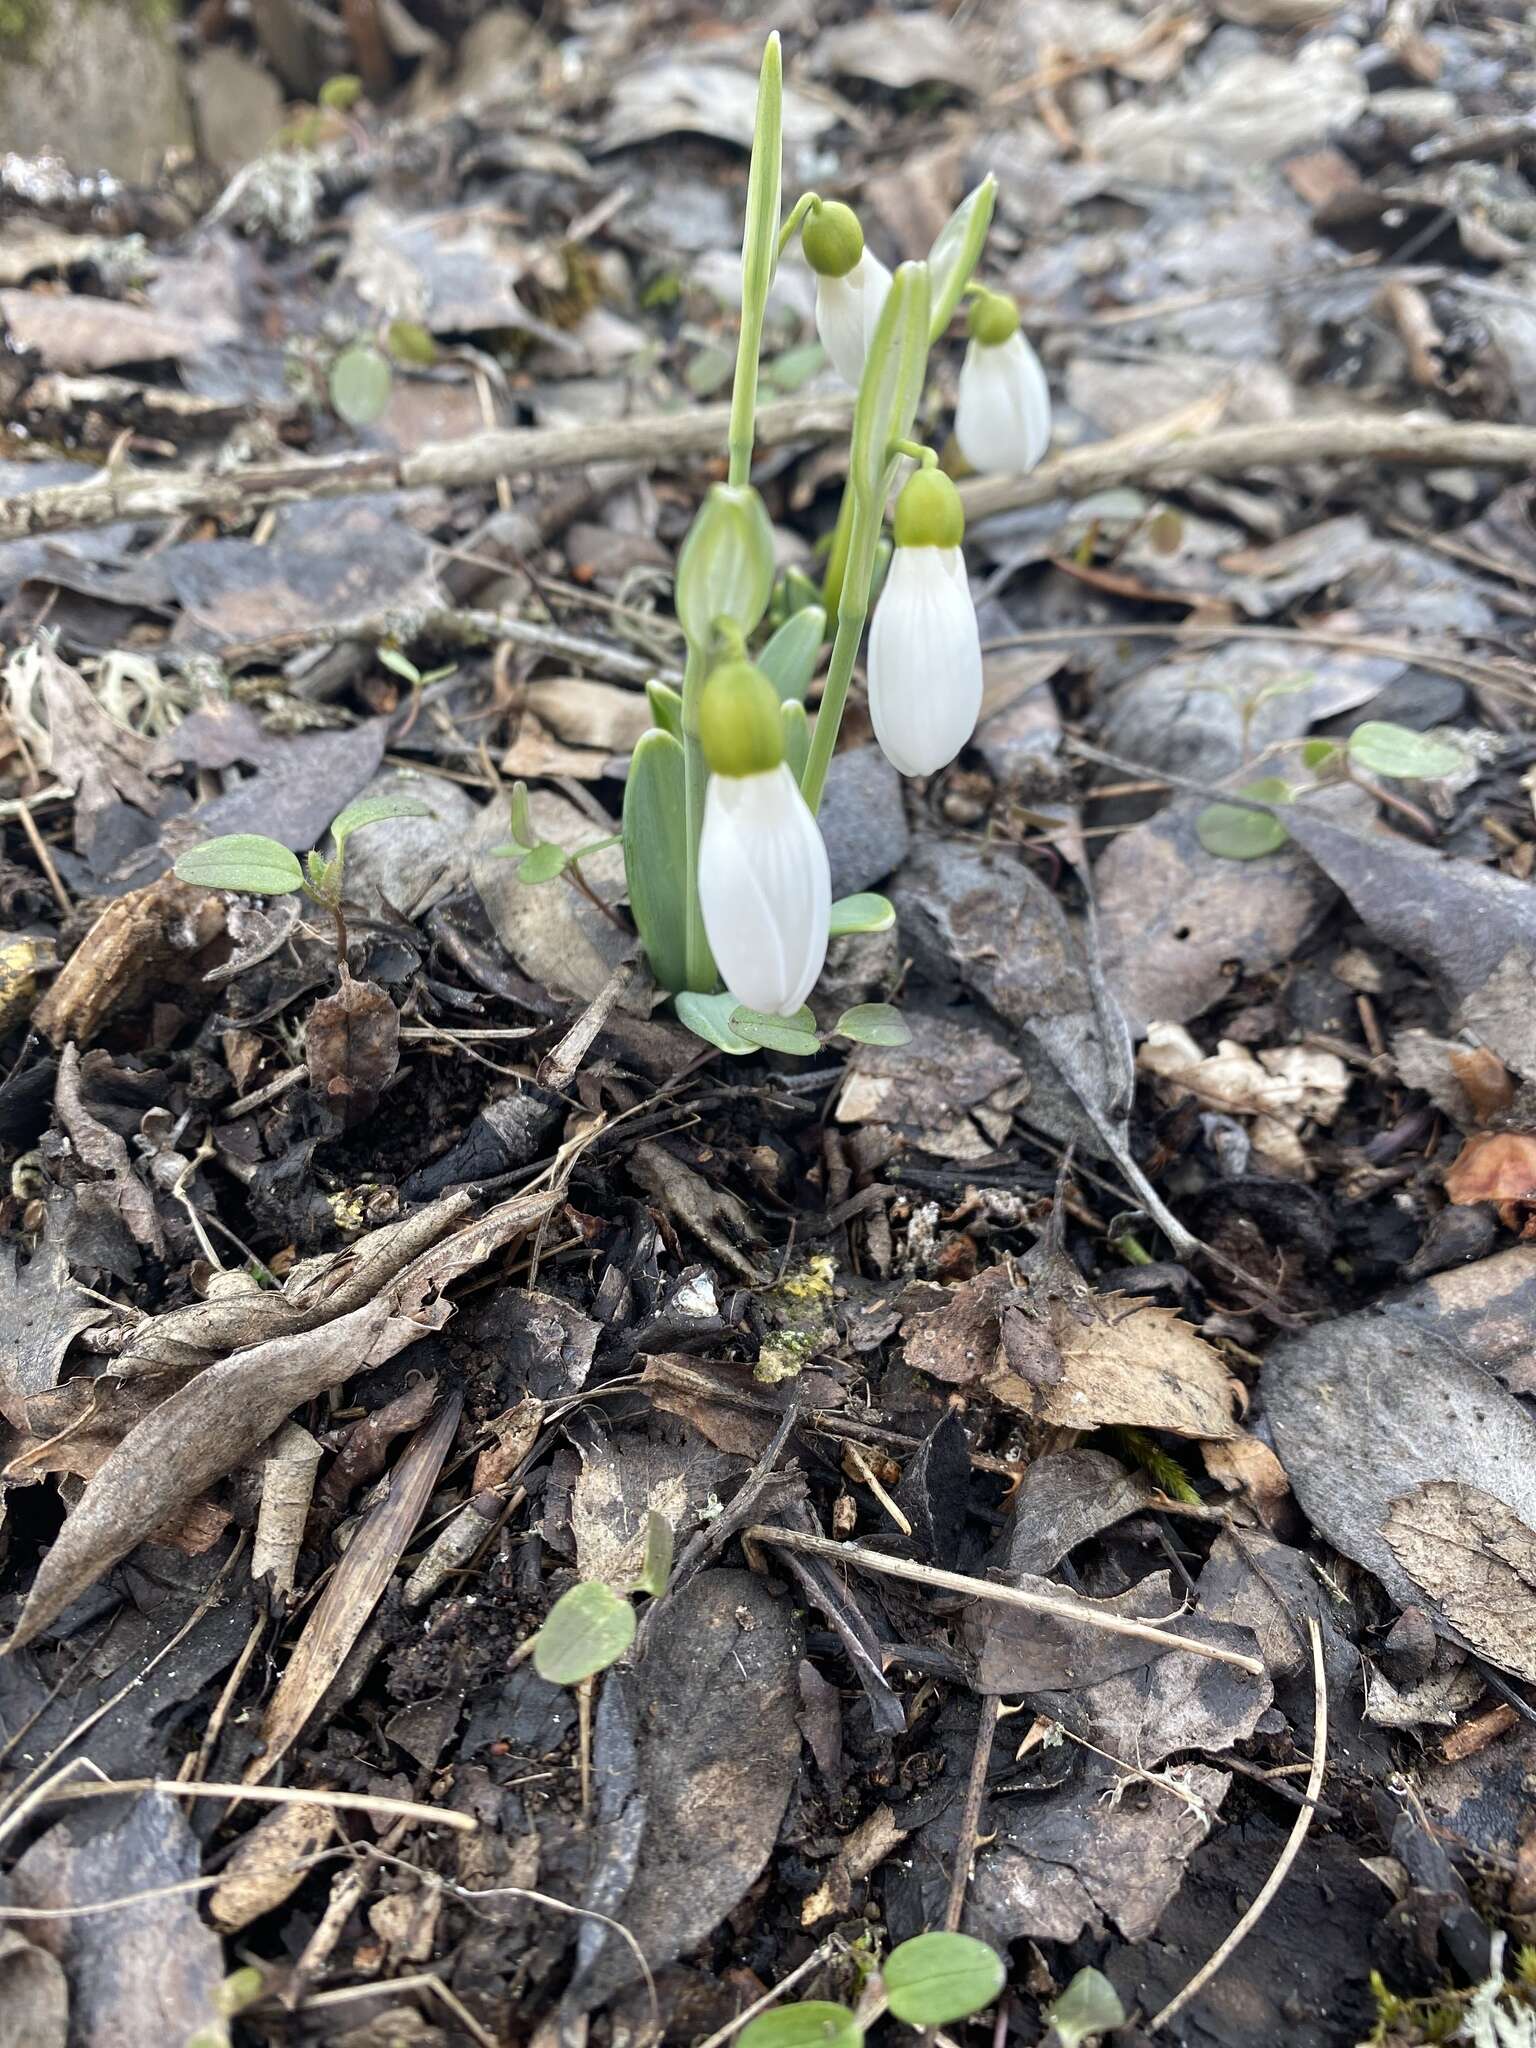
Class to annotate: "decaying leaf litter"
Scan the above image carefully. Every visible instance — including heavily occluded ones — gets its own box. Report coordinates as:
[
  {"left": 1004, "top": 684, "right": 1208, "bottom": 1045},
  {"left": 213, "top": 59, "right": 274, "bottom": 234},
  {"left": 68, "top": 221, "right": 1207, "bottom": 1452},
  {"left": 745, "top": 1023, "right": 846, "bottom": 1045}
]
[{"left": 4, "top": 3, "right": 1536, "bottom": 2045}]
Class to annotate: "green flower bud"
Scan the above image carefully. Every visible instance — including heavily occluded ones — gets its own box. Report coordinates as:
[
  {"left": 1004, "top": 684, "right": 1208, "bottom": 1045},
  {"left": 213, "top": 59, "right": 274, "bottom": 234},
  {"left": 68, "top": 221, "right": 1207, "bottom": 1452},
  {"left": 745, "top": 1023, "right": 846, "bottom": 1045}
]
[
  {"left": 967, "top": 289, "right": 1020, "bottom": 347},
  {"left": 802, "top": 200, "right": 864, "bottom": 279},
  {"left": 893, "top": 468, "right": 964, "bottom": 550},
  {"left": 699, "top": 660, "right": 786, "bottom": 778},
  {"left": 675, "top": 483, "right": 776, "bottom": 654}
]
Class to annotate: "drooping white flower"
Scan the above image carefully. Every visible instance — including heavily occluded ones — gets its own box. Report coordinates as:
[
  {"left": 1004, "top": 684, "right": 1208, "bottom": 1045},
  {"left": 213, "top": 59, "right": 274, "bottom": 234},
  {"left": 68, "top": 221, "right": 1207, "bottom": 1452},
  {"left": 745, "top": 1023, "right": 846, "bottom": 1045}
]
[
  {"left": 801, "top": 198, "right": 892, "bottom": 391},
  {"left": 695, "top": 660, "right": 831, "bottom": 1017},
  {"left": 699, "top": 763, "right": 831, "bottom": 1016},
  {"left": 955, "top": 292, "right": 1051, "bottom": 476},
  {"left": 867, "top": 467, "right": 982, "bottom": 778},
  {"left": 815, "top": 250, "right": 894, "bottom": 390}
]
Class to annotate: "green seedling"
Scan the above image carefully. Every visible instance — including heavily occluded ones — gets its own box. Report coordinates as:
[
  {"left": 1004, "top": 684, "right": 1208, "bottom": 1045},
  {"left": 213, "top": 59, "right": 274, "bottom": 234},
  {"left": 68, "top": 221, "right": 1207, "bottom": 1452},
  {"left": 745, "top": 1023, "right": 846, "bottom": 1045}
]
[{"left": 739, "top": 1932, "right": 1006, "bottom": 2048}]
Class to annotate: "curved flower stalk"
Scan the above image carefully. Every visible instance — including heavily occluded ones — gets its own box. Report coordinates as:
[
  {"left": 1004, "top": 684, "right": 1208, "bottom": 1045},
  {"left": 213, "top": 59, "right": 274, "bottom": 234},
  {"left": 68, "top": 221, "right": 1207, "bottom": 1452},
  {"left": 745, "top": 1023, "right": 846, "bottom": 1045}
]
[
  {"left": 867, "top": 468, "right": 982, "bottom": 777},
  {"left": 803, "top": 199, "right": 893, "bottom": 391},
  {"left": 955, "top": 290, "right": 1051, "bottom": 475},
  {"left": 696, "top": 661, "right": 830, "bottom": 1017}
]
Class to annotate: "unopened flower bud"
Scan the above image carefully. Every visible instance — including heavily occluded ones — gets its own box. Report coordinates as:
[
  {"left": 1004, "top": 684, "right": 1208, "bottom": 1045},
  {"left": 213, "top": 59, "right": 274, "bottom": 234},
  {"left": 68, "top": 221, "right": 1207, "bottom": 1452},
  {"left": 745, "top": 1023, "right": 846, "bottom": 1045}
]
[
  {"left": 956, "top": 296, "right": 1051, "bottom": 476},
  {"left": 868, "top": 471, "right": 981, "bottom": 778},
  {"left": 802, "top": 199, "right": 864, "bottom": 279}
]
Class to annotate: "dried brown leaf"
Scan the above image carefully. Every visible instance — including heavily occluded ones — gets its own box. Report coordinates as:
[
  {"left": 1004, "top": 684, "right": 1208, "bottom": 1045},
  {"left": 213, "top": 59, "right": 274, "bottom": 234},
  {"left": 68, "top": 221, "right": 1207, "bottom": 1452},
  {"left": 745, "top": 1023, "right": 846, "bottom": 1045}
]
[
  {"left": 251, "top": 1422, "right": 323, "bottom": 1598},
  {"left": 1444, "top": 1131, "right": 1536, "bottom": 1207},
  {"left": 34, "top": 872, "right": 227, "bottom": 1048},
  {"left": 0, "top": 1928, "right": 67, "bottom": 2048},
  {"left": 54, "top": 1043, "right": 165, "bottom": 1256},
  {"left": 1384, "top": 1480, "right": 1536, "bottom": 1685},
  {"left": 209, "top": 1800, "right": 335, "bottom": 1933},
  {"left": 4, "top": 1187, "right": 559, "bottom": 1651},
  {"left": 305, "top": 976, "right": 400, "bottom": 1126},
  {"left": 248, "top": 1396, "right": 461, "bottom": 1784}
]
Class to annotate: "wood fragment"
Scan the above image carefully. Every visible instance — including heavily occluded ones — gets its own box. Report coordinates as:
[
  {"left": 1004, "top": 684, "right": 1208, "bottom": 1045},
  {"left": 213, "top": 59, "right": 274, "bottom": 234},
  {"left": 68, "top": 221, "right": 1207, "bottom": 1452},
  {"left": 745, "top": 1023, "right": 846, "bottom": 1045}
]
[{"left": 744, "top": 1524, "right": 1266, "bottom": 1677}]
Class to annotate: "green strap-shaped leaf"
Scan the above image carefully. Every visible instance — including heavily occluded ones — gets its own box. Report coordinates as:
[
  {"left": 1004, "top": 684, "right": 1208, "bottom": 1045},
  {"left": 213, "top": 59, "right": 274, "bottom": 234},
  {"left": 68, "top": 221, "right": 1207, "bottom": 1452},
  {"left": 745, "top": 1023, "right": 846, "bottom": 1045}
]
[
  {"left": 633, "top": 1510, "right": 674, "bottom": 1598},
  {"left": 726, "top": 32, "right": 783, "bottom": 485},
  {"left": 780, "top": 699, "right": 810, "bottom": 784},
  {"left": 758, "top": 606, "right": 827, "bottom": 705},
  {"left": 623, "top": 730, "right": 690, "bottom": 993},
  {"left": 926, "top": 174, "right": 997, "bottom": 339},
  {"left": 646, "top": 679, "right": 684, "bottom": 739},
  {"left": 174, "top": 836, "right": 304, "bottom": 896},
  {"left": 849, "top": 261, "right": 933, "bottom": 518}
]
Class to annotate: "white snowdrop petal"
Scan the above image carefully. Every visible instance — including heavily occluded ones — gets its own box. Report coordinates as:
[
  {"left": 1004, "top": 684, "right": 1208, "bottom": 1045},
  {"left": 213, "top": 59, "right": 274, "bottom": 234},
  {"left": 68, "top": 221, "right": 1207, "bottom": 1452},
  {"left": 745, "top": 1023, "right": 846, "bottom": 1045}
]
[
  {"left": 698, "top": 763, "right": 832, "bottom": 1016},
  {"left": 815, "top": 251, "right": 894, "bottom": 390},
  {"left": 867, "top": 545, "right": 984, "bottom": 778},
  {"left": 955, "top": 330, "right": 1052, "bottom": 476}
]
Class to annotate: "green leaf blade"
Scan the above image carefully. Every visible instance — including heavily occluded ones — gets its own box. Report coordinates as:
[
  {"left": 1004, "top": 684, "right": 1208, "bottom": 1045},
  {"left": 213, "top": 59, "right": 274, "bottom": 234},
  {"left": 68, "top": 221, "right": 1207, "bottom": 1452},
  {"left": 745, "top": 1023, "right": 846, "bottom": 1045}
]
[
  {"left": 624, "top": 730, "right": 690, "bottom": 994},
  {"left": 674, "top": 989, "right": 757, "bottom": 1054},
  {"left": 828, "top": 893, "right": 895, "bottom": 936},
  {"left": 758, "top": 606, "right": 827, "bottom": 704},
  {"left": 174, "top": 835, "right": 304, "bottom": 896},
  {"left": 926, "top": 175, "right": 997, "bottom": 340},
  {"left": 329, "top": 793, "right": 435, "bottom": 850},
  {"left": 1047, "top": 1967, "right": 1126, "bottom": 2048},
  {"left": 634, "top": 1510, "right": 674, "bottom": 1598},
  {"left": 883, "top": 1933, "right": 1005, "bottom": 2028},
  {"left": 517, "top": 843, "right": 569, "bottom": 885},
  {"left": 834, "top": 1003, "right": 909, "bottom": 1047},
  {"left": 1195, "top": 778, "right": 1292, "bottom": 861},
  {"left": 729, "top": 1004, "right": 822, "bottom": 1056},
  {"left": 645, "top": 679, "right": 685, "bottom": 741},
  {"left": 531, "top": 1581, "right": 636, "bottom": 1685},
  {"left": 849, "top": 261, "right": 932, "bottom": 517},
  {"left": 329, "top": 343, "right": 392, "bottom": 428},
  {"left": 1346, "top": 719, "right": 1464, "bottom": 781},
  {"left": 739, "top": 2004, "right": 862, "bottom": 2048}
]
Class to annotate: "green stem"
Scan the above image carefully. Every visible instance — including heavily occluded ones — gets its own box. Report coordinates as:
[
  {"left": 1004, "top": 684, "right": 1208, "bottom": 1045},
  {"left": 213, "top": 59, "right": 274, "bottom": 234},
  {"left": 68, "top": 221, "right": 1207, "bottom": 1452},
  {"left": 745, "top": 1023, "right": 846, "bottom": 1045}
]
[
  {"left": 891, "top": 438, "right": 938, "bottom": 468},
  {"left": 820, "top": 477, "right": 856, "bottom": 621},
  {"left": 776, "top": 193, "right": 819, "bottom": 266},
  {"left": 680, "top": 643, "right": 716, "bottom": 990},
  {"left": 802, "top": 487, "right": 882, "bottom": 816}
]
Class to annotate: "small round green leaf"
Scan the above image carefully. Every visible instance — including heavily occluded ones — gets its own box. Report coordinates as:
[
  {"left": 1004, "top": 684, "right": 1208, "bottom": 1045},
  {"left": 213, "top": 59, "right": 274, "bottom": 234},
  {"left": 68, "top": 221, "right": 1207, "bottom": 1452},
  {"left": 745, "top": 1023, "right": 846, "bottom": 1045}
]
[
  {"left": 884, "top": 1933, "right": 1006, "bottom": 2027},
  {"left": 1346, "top": 719, "right": 1464, "bottom": 781},
  {"left": 386, "top": 318, "right": 438, "bottom": 367},
  {"left": 834, "top": 1003, "right": 910, "bottom": 1047},
  {"left": 1301, "top": 738, "right": 1343, "bottom": 773},
  {"left": 517, "top": 843, "right": 569, "bottom": 884},
  {"left": 174, "top": 836, "right": 304, "bottom": 895},
  {"left": 729, "top": 1005, "right": 822, "bottom": 1057},
  {"left": 829, "top": 893, "right": 896, "bottom": 936},
  {"left": 740, "top": 2004, "right": 863, "bottom": 2048},
  {"left": 1046, "top": 1967, "right": 1126, "bottom": 2048},
  {"left": 1195, "top": 779, "right": 1292, "bottom": 861},
  {"left": 675, "top": 990, "right": 757, "bottom": 1054},
  {"left": 329, "top": 343, "right": 392, "bottom": 428},
  {"left": 531, "top": 1581, "right": 636, "bottom": 1685},
  {"left": 329, "top": 794, "right": 435, "bottom": 848}
]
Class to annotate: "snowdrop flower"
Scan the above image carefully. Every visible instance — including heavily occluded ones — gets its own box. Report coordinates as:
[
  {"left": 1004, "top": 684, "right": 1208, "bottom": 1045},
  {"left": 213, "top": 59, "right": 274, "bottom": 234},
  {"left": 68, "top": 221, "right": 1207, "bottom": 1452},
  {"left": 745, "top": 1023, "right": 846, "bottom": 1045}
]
[
  {"left": 955, "top": 290, "right": 1051, "bottom": 475},
  {"left": 803, "top": 199, "right": 892, "bottom": 391},
  {"left": 867, "top": 468, "right": 982, "bottom": 778},
  {"left": 697, "top": 660, "right": 830, "bottom": 1016}
]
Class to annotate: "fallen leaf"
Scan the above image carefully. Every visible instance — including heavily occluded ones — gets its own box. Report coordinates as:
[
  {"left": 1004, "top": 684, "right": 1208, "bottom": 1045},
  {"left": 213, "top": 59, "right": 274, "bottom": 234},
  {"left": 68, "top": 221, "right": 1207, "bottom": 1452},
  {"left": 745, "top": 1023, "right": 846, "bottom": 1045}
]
[
  {"left": 33, "top": 871, "right": 228, "bottom": 1048},
  {"left": 1384, "top": 1482, "right": 1536, "bottom": 1685},
  {"left": 0, "top": 289, "right": 236, "bottom": 371},
  {"left": 1444, "top": 1131, "right": 1536, "bottom": 1208},
  {"left": 1138, "top": 1020, "right": 1349, "bottom": 1176},
  {"left": 811, "top": 11, "right": 974, "bottom": 90},
  {"left": 209, "top": 1800, "right": 335, "bottom": 1932},
  {"left": 0, "top": 1930, "right": 67, "bottom": 2048},
  {"left": 248, "top": 1395, "right": 462, "bottom": 1783},
  {"left": 305, "top": 976, "right": 400, "bottom": 1126},
  {"left": 5, "top": 1187, "right": 559, "bottom": 1650}
]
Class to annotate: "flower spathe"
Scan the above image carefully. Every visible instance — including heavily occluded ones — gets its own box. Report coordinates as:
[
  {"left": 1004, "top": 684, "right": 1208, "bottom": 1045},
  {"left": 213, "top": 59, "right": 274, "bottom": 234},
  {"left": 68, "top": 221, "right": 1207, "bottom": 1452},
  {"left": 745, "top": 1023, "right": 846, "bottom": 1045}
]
[
  {"left": 955, "top": 327, "right": 1052, "bottom": 476},
  {"left": 698, "top": 762, "right": 831, "bottom": 1017},
  {"left": 868, "top": 544, "right": 983, "bottom": 777},
  {"left": 816, "top": 250, "right": 894, "bottom": 391}
]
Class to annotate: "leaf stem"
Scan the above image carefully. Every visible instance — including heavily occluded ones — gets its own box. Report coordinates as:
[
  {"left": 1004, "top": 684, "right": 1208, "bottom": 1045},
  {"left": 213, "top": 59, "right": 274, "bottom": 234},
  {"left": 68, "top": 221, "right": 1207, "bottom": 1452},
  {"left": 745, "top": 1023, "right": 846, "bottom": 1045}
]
[
  {"left": 726, "top": 34, "right": 782, "bottom": 489},
  {"left": 801, "top": 488, "right": 881, "bottom": 815},
  {"left": 891, "top": 438, "right": 938, "bottom": 469},
  {"left": 776, "top": 192, "right": 819, "bottom": 265}
]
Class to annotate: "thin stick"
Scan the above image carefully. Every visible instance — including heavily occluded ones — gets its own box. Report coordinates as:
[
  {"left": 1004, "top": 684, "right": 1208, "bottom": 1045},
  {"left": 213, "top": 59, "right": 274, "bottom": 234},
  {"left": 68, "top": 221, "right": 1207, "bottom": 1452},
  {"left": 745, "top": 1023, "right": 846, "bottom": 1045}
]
[
  {"left": 31, "top": 1775, "right": 476, "bottom": 1832},
  {"left": 944, "top": 1696, "right": 1000, "bottom": 1933},
  {"left": 961, "top": 414, "right": 1536, "bottom": 523},
  {"left": 695, "top": 1936, "right": 845, "bottom": 2048},
  {"left": 16, "top": 799, "right": 70, "bottom": 915},
  {"left": 743, "top": 1525, "right": 1266, "bottom": 1677},
  {"left": 1149, "top": 1617, "right": 1327, "bottom": 2031},
  {"left": 0, "top": 394, "right": 857, "bottom": 544},
  {"left": 296, "top": 1974, "right": 498, "bottom": 2048}
]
